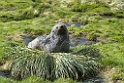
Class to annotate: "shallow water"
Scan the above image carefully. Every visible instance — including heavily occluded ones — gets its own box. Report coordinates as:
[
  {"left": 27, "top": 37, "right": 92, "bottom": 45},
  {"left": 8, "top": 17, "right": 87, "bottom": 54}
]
[
  {"left": 70, "top": 36, "right": 96, "bottom": 47},
  {"left": 0, "top": 71, "right": 9, "bottom": 77},
  {"left": 84, "top": 77, "right": 104, "bottom": 83},
  {"left": 22, "top": 36, "right": 34, "bottom": 45}
]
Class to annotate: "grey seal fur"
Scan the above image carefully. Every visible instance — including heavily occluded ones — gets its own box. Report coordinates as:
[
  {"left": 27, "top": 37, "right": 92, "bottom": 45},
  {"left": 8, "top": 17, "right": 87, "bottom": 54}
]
[{"left": 28, "top": 22, "right": 70, "bottom": 52}]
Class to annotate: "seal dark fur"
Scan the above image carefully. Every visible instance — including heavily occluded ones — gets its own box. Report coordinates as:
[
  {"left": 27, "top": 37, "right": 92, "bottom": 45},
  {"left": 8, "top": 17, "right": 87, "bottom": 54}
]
[{"left": 28, "top": 22, "right": 70, "bottom": 52}]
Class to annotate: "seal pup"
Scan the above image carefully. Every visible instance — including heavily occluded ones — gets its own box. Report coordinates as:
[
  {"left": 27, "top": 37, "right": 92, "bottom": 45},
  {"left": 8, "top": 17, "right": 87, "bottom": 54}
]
[{"left": 28, "top": 22, "right": 70, "bottom": 52}]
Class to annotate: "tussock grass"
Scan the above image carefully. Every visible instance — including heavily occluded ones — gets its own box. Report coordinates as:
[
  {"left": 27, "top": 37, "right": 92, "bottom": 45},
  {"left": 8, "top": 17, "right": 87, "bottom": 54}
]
[
  {"left": 77, "top": 46, "right": 100, "bottom": 58},
  {"left": 4, "top": 47, "right": 100, "bottom": 81}
]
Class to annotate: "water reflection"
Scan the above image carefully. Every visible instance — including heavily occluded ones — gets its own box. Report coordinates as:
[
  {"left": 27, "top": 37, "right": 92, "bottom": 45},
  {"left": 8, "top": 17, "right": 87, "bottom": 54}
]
[
  {"left": 70, "top": 36, "right": 96, "bottom": 47},
  {"left": 22, "top": 36, "right": 34, "bottom": 45},
  {"left": 0, "top": 71, "right": 9, "bottom": 77}
]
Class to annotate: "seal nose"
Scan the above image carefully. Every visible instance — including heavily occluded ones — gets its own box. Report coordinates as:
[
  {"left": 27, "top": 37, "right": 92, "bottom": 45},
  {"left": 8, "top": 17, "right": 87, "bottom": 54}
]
[{"left": 60, "top": 25, "right": 64, "bottom": 29}]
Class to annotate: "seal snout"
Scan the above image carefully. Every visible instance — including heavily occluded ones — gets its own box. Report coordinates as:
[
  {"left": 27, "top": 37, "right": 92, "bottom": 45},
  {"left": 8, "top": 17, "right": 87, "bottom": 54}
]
[
  {"left": 60, "top": 25, "right": 64, "bottom": 29},
  {"left": 58, "top": 25, "right": 66, "bottom": 35}
]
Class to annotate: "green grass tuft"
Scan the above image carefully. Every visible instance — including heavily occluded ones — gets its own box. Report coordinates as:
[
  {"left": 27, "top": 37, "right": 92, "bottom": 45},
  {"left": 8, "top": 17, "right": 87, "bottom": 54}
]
[{"left": 5, "top": 47, "right": 100, "bottom": 81}]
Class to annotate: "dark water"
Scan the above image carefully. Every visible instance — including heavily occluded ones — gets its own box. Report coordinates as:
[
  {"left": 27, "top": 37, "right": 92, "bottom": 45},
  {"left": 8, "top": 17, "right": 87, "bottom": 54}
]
[
  {"left": 70, "top": 36, "right": 96, "bottom": 47},
  {"left": 22, "top": 36, "right": 34, "bottom": 45},
  {"left": 84, "top": 77, "right": 104, "bottom": 83},
  {"left": 0, "top": 71, "right": 10, "bottom": 77},
  {"left": 100, "top": 14, "right": 114, "bottom": 18}
]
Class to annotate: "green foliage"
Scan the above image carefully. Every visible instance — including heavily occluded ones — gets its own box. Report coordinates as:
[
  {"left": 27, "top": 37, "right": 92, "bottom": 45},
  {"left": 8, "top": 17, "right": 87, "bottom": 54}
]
[
  {"left": 0, "top": 77, "right": 16, "bottom": 83},
  {"left": 33, "top": 0, "right": 42, "bottom": 3},
  {"left": 0, "top": 76, "right": 80, "bottom": 83},
  {"left": 55, "top": 8, "right": 71, "bottom": 18},
  {"left": 0, "top": 8, "right": 35, "bottom": 22},
  {"left": 87, "top": 32, "right": 98, "bottom": 41},
  {"left": 0, "top": 1, "right": 33, "bottom": 10},
  {"left": 95, "top": 43, "right": 124, "bottom": 68},
  {"left": 72, "top": 3, "right": 108, "bottom": 12},
  {"left": 0, "top": 40, "right": 24, "bottom": 64},
  {"left": 0, "top": 76, "right": 47, "bottom": 83},
  {"left": 21, "top": 76, "right": 50, "bottom": 83},
  {"left": 0, "top": 2, "right": 52, "bottom": 22},
  {"left": 115, "top": 11, "right": 124, "bottom": 18},
  {"left": 24, "top": 28, "right": 47, "bottom": 36},
  {"left": 0, "top": 1, "right": 34, "bottom": 22},
  {"left": 7, "top": 47, "right": 99, "bottom": 81},
  {"left": 111, "top": 72, "right": 124, "bottom": 82},
  {"left": 77, "top": 46, "right": 100, "bottom": 58},
  {"left": 54, "top": 78, "right": 79, "bottom": 83}
]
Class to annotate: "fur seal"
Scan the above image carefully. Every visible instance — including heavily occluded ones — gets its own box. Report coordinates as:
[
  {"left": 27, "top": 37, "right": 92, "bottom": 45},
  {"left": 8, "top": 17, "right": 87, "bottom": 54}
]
[{"left": 28, "top": 22, "right": 70, "bottom": 52}]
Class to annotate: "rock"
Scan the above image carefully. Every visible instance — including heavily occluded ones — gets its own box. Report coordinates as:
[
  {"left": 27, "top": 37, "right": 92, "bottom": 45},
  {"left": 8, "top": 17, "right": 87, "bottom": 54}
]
[
  {"left": 28, "top": 22, "right": 70, "bottom": 53},
  {"left": 0, "top": 61, "right": 12, "bottom": 71}
]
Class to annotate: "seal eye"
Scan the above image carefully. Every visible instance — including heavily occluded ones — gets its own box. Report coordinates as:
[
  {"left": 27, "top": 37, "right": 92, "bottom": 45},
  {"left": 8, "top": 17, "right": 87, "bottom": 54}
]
[{"left": 56, "top": 26, "right": 58, "bottom": 29}]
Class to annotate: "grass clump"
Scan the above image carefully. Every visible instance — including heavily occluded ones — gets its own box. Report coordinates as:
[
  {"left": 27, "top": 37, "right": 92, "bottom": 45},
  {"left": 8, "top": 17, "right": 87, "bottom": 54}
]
[
  {"left": 0, "top": 8, "right": 35, "bottom": 22},
  {"left": 0, "top": 1, "right": 33, "bottom": 11},
  {"left": 0, "top": 77, "right": 16, "bottom": 83},
  {"left": 0, "top": 2, "right": 51, "bottom": 22},
  {"left": 72, "top": 3, "right": 108, "bottom": 12},
  {"left": 77, "top": 46, "right": 101, "bottom": 58},
  {"left": 4, "top": 47, "right": 99, "bottom": 81}
]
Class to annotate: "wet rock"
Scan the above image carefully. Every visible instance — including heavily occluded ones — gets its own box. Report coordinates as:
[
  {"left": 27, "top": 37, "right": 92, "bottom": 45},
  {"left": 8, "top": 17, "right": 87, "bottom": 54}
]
[
  {"left": 28, "top": 22, "right": 70, "bottom": 53},
  {"left": 0, "top": 61, "right": 12, "bottom": 71}
]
